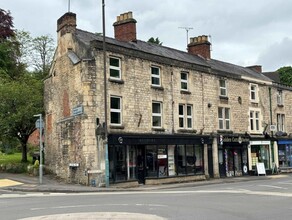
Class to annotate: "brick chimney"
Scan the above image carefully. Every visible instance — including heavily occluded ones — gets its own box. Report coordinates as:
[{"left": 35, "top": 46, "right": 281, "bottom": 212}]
[
  {"left": 187, "top": 35, "right": 211, "bottom": 59},
  {"left": 246, "top": 65, "right": 262, "bottom": 73},
  {"left": 113, "top": 12, "right": 137, "bottom": 42},
  {"left": 57, "top": 12, "right": 77, "bottom": 38}
]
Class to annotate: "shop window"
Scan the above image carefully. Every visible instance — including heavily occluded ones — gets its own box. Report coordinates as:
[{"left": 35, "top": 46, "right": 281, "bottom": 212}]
[
  {"left": 151, "top": 66, "right": 161, "bottom": 86},
  {"left": 145, "top": 145, "right": 158, "bottom": 177},
  {"left": 109, "top": 57, "right": 121, "bottom": 79},
  {"left": 176, "top": 145, "right": 203, "bottom": 175},
  {"left": 251, "top": 145, "right": 270, "bottom": 169},
  {"left": 158, "top": 146, "right": 168, "bottom": 177},
  {"left": 113, "top": 145, "right": 127, "bottom": 182}
]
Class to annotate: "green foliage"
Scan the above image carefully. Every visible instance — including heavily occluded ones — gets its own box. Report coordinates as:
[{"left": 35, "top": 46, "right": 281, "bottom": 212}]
[
  {"left": 0, "top": 9, "right": 15, "bottom": 40},
  {"left": 277, "top": 66, "right": 292, "bottom": 86},
  {"left": 148, "top": 37, "right": 163, "bottom": 45},
  {"left": 0, "top": 153, "right": 32, "bottom": 173}
]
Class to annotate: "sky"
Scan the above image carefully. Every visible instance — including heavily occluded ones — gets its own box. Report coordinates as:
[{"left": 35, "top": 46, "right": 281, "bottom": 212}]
[{"left": 1, "top": 0, "right": 292, "bottom": 72}]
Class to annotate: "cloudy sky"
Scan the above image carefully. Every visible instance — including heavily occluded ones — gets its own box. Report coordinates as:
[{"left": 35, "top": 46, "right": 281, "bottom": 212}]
[{"left": 2, "top": 0, "right": 292, "bottom": 72}]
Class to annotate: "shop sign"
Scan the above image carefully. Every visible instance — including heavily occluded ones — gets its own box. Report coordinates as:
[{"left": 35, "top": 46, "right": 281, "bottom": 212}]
[
  {"left": 222, "top": 136, "right": 249, "bottom": 144},
  {"left": 158, "top": 155, "right": 167, "bottom": 159},
  {"left": 72, "top": 106, "right": 83, "bottom": 116}
]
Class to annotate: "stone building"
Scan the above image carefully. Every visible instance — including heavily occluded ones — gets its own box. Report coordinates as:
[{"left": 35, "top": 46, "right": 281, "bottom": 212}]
[{"left": 44, "top": 11, "right": 292, "bottom": 186}]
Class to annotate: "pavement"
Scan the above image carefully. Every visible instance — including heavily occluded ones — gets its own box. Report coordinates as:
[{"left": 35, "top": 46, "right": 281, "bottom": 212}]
[{"left": 0, "top": 172, "right": 290, "bottom": 193}]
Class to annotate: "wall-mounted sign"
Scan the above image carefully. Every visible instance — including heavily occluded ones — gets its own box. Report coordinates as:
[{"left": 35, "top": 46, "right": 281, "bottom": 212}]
[
  {"left": 69, "top": 163, "right": 79, "bottom": 167},
  {"left": 73, "top": 106, "right": 83, "bottom": 116},
  {"left": 270, "top": 125, "right": 277, "bottom": 131}
]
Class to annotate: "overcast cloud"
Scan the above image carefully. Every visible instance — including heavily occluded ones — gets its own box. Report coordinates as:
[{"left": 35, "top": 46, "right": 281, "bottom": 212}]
[{"left": 1, "top": 0, "right": 292, "bottom": 72}]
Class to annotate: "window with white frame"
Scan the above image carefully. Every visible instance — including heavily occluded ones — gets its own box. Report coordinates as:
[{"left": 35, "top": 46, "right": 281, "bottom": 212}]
[
  {"left": 277, "top": 114, "right": 285, "bottom": 132},
  {"left": 179, "top": 104, "right": 193, "bottom": 129},
  {"left": 181, "top": 72, "right": 188, "bottom": 91},
  {"left": 110, "top": 96, "right": 122, "bottom": 125},
  {"left": 218, "top": 107, "right": 230, "bottom": 130},
  {"left": 151, "top": 66, "right": 161, "bottom": 86},
  {"left": 277, "top": 90, "right": 283, "bottom": 105},
  {"left": 250, "top": 83, "right": 258, "bottom": 102},
  {"left": 109, "top": 57, "right": 121, "bottom": 79},
  {"left": 250, "top": 110, "right": 260, "bottom": 132},
  {"left": 219, "top": 79, "right": 227, "bottom": 97},
  {"left": 152, "top": 102, "right": 162, "bottom": 128}
]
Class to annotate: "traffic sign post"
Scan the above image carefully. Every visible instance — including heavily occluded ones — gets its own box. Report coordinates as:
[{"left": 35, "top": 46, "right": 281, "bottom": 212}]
[{"left": 34, "top": 114, "right": 43, "bottom": 184}]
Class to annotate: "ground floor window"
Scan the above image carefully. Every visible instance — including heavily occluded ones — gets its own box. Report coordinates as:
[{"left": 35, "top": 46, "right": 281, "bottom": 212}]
[
  {"left": 251, "top": 145, "right": 271, "bottom": 169},
  {"left": 109, "top": 143, "right": 204, "bottom": 183},
  {"left": 278, "top": 144, "right": 292, "bottom": 167},
  {"left": 219, "top": 146, "right": 247, "bottom": 177}
]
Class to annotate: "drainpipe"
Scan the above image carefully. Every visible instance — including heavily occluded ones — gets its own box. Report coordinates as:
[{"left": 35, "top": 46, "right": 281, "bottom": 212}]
[
  {"left": 269, "top": 87, "right": 274, "bottom": 163},
  {"left": 102, "top": 0, "right": 109, "bottom": 187}
]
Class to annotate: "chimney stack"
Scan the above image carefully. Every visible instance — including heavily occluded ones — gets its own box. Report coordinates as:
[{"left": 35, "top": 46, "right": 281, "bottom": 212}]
[
  {"left": 187, "top": 35, "right": 211, "bottom": 59},
  {"left": 246, "top": 65, "right": 262, "bottom": 73},
  {"left": 57, "top": 12, "right": 77, "bottom": 38},
  {"left": 113, "top": 12, "right": 137, "bottom": 42}
]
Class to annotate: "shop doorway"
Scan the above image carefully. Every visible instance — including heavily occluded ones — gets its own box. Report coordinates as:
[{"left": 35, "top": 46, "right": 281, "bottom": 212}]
[{"left": 137, "top": 146, "right": 145, "bottom": 184}]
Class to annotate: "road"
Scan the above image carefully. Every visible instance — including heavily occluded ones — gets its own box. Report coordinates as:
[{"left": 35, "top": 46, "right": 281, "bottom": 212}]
[{"left": 1, "top": 175, "right": 292, "bottom": 219}]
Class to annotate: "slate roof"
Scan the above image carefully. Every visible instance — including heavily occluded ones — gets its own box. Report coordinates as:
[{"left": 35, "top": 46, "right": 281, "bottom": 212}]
[{"left": 74, "top": 29, "right": 272, "bottom": 83}]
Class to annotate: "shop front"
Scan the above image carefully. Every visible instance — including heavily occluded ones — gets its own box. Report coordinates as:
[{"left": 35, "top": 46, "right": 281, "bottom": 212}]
[
  {"left": 218, "top": 134, "right": 249, "bottom": 177},
  {"left": 249, "top": 140, "right": 272, "bottom": 173},
  {"left": 277, "top": 139, "right": 292, "bottom": 169},
  {"left": 108, "top": 134, "right": 210, "bottom": 184}
]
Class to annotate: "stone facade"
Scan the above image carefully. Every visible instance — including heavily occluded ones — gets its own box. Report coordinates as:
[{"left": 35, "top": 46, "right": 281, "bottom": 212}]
[{"left": 44, "top": 11, "right": 292, "bottom": 186}]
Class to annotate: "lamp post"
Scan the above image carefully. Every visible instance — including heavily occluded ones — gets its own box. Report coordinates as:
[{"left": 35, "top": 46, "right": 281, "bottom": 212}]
[
  {"left": 34, "top": 114, "right": 43, "bottom": 184},
  {"left": 102, "top": 0, "right": 109, "bottom": 187}
]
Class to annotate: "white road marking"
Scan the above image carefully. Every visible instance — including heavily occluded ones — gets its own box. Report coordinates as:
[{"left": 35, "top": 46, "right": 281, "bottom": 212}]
[
  {"left": 258, "top": 184, "right": 287, "bottom": 189},
  {"left": 2, "top": 189, "right": 292, "bottom": 199}
]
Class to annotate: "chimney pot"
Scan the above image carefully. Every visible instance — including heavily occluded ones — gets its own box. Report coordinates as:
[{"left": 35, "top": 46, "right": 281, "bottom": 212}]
[
  {"left": 187, "top": 34, "right": 211, "bottom": 59},
  {"left": 113, "top": 11, "right": 137, "bottom": 42}
]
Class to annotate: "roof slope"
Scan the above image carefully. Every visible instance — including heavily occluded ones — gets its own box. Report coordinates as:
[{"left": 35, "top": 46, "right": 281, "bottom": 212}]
[{"left": 74, "top": 29, "right": 272, "bottom": 83}]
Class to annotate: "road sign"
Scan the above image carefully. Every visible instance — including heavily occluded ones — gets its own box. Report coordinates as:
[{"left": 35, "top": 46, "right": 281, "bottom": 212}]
[{"left": 35, "top": 119, "right": 44, "bottom": 129}]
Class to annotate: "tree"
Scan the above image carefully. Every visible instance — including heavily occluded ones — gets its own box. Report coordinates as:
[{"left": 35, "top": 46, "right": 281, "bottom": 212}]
[
  {"left": 0, "top": 9, "right": 44, "bottom": 162},
  {"left": 0, "top": 9, "right": 14, "bottom": 40},
  {"left": 15, "top": 31, "right": 55, "bottom": 77},
  {"left": 148, "top": 37, "right": 163, "bottom": 45},
  {"left": 277, "top": 66, "right": 292, "bottom": 86},
  {"left": 0, "top": 74, "right": 43, "bottom": 162}
]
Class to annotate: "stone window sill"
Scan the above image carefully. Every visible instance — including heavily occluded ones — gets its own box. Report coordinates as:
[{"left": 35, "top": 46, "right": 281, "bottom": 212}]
[
  {"left": 109, "top": 78, "right": 124, "bottom": 84},
  {"left": 109, "top": 125, "right": 124, "bottom": 129},
  {"left": 180, "top": 90, "right": 191, "bottom": 95},
  {"left": 151, "top": 85, "right": 164, "bottom": 91}
]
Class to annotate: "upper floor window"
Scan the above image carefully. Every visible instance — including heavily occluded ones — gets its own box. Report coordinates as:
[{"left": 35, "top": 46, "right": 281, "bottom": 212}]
[
  {"left": 179, "top": 104, "right": 193, "bottom": 129},
  {"left": 277, "top": 114, "right": 285, "bottom": 132},
  {"left": 277, "top": 90, "right": 283, "bottom": 106},
  {"left": 219, "top": 79, "right": 227, "bottom": 97},
  {"left": 218, "top": 107, "right": 230, "bottom": 130},
  {"left": 110, "top": 96, "right": 122, "bottom": 125},
  {"left": 152, "top": 102, "right": 162, "bottom": 128},
  {"left": 109, "top": 57, "right": 121, "bottom": 79},
  {"left": 250, "top": 110, "right": 260, "bottom": 132},
  {"left": 151, "top": 66, "right": 161, "bottom": 86},
  {"left": 181, "top": 72, "right": 188, "bottom": 91},
  {"left": 250, "top": 83, "right": 259, "bottom": 102}
]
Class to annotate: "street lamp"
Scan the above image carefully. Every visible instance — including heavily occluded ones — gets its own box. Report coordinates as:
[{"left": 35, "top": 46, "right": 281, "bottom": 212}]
[{"left": 34, "top": 114, "right": 44, "bottom": 184}]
